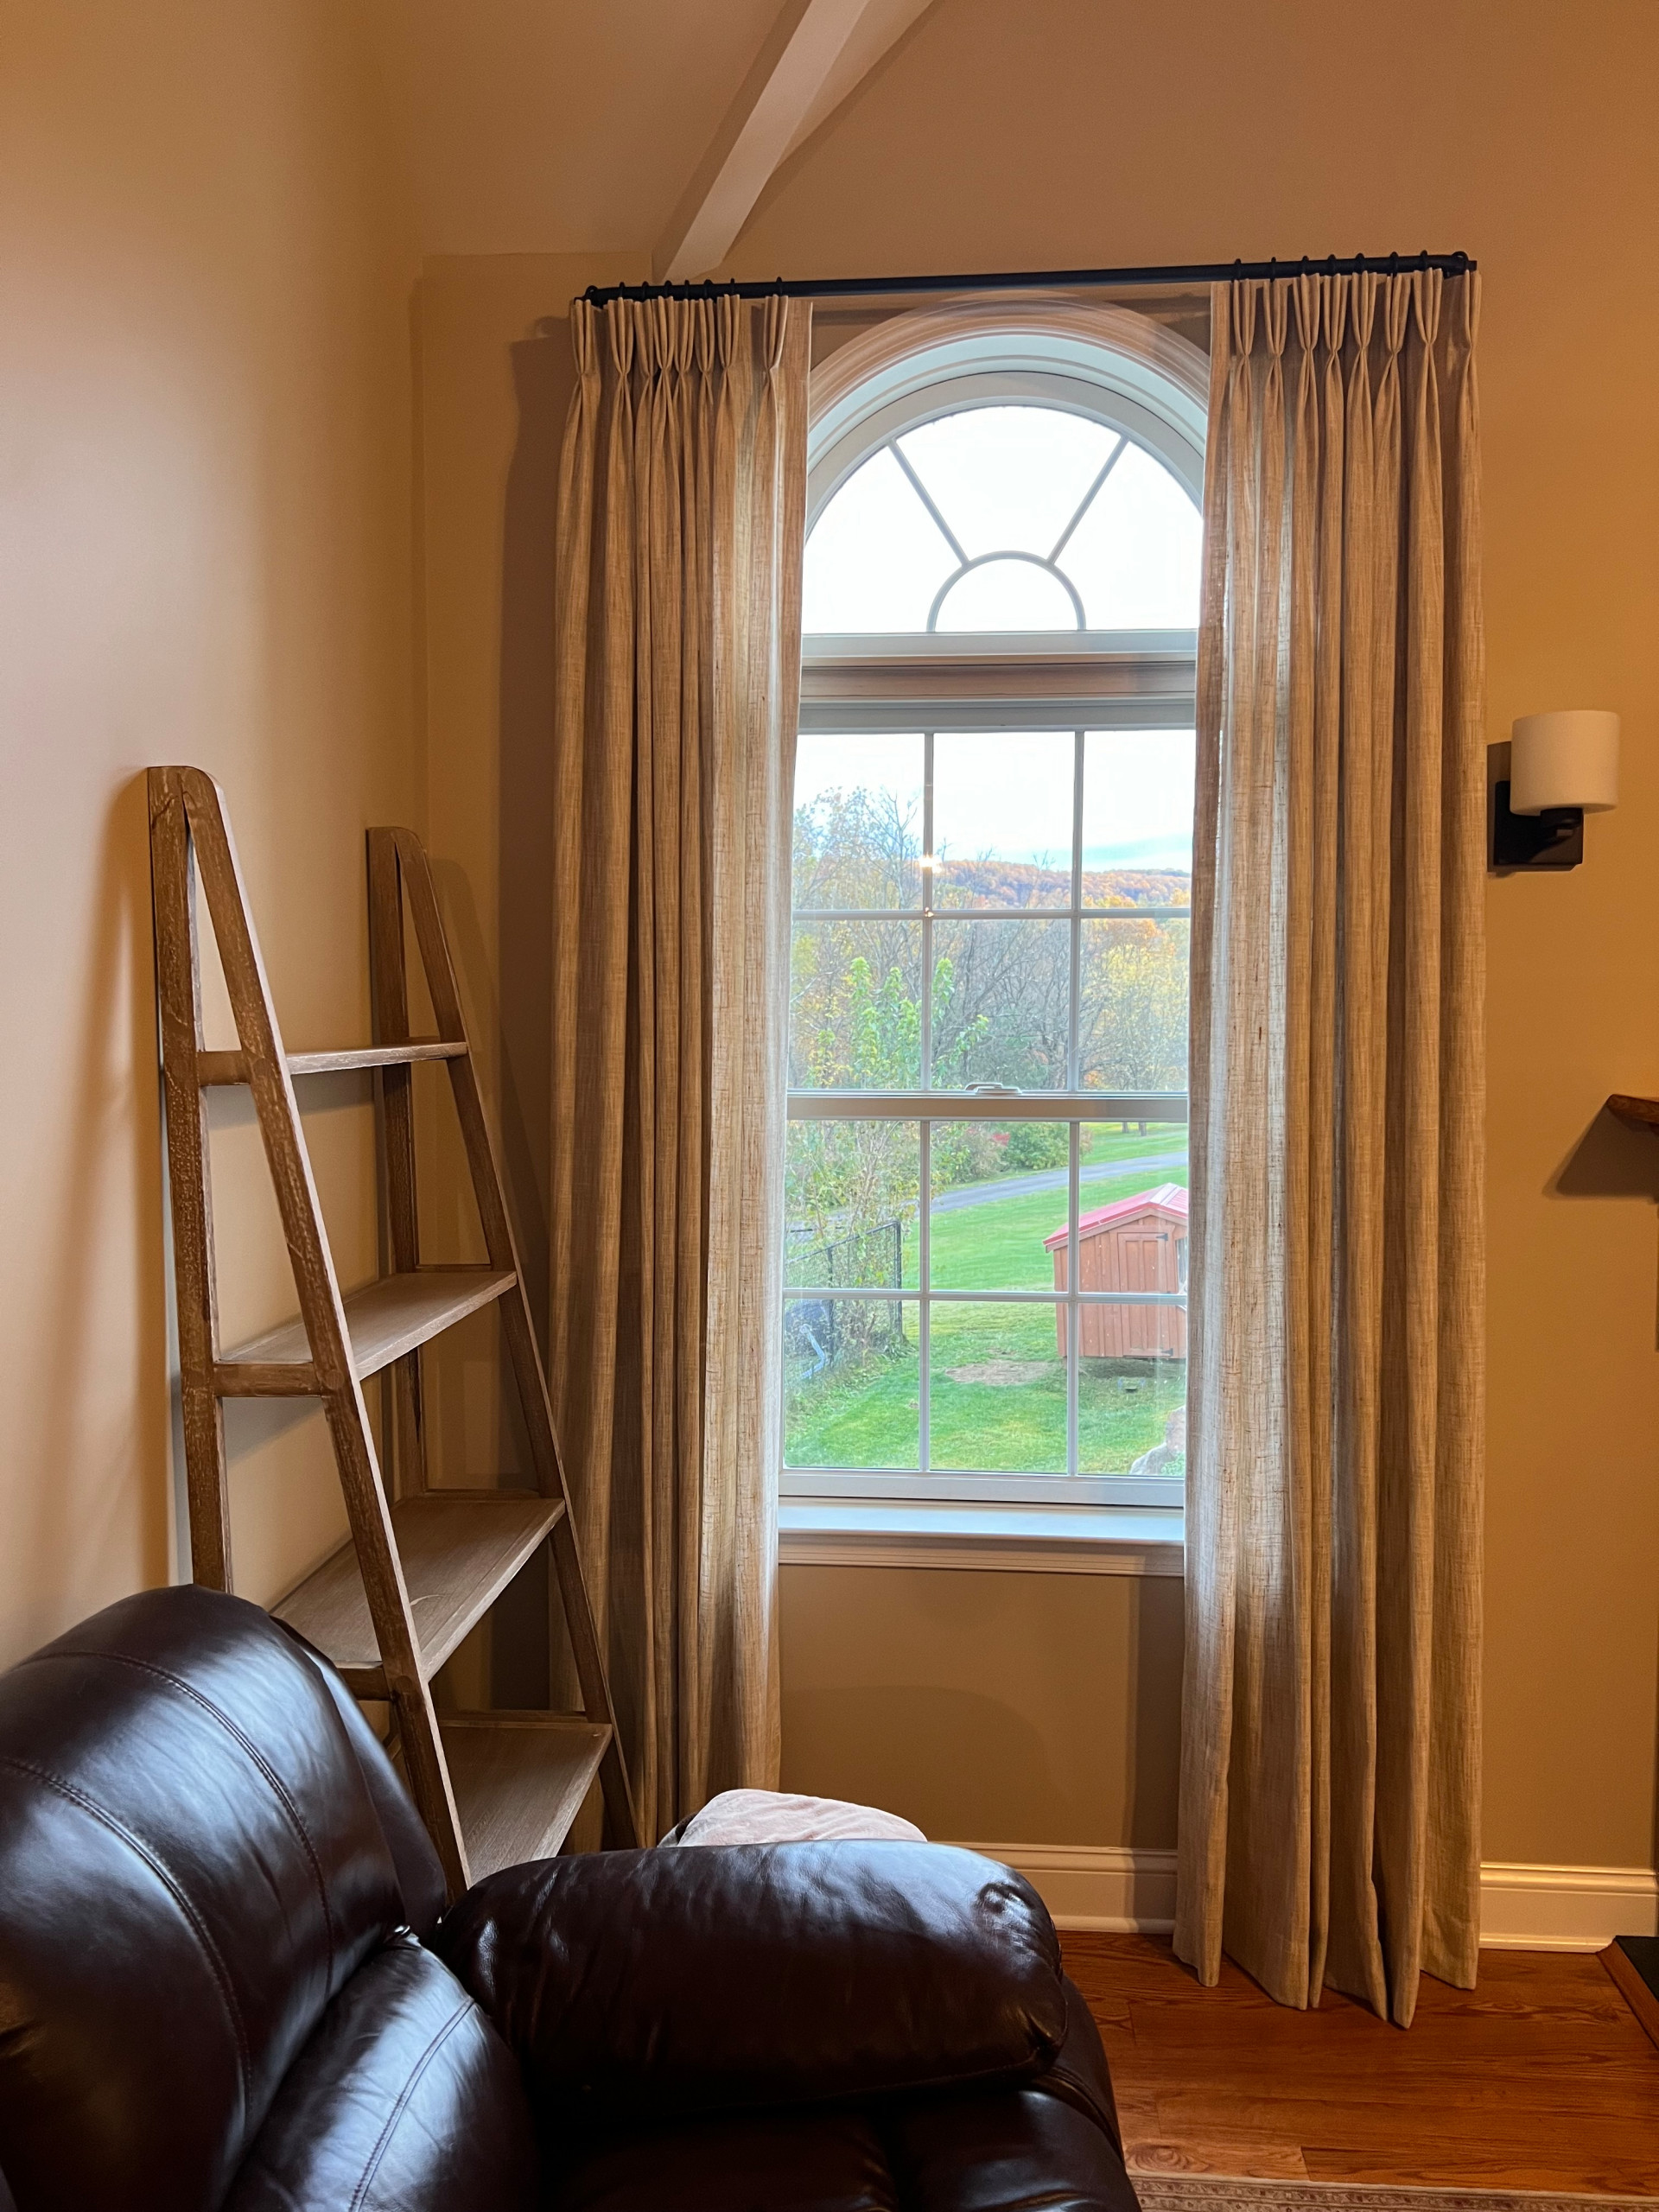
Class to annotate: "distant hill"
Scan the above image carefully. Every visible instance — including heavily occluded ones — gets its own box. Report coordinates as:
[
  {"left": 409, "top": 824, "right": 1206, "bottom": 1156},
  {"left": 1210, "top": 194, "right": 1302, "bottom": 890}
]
[{"left": 931, "top": 857, "right": 1191, "bottom": 908}]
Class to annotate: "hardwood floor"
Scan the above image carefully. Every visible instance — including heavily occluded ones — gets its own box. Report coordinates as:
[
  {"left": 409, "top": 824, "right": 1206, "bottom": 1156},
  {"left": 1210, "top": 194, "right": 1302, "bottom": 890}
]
[{"left": 1061, "top": 1933, "right": 1659, "bottom": 2195}]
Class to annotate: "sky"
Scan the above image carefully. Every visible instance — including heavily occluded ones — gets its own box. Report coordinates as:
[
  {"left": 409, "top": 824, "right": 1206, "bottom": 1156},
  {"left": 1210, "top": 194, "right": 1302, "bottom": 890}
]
[
  {"left": 802, "top": 404, "right": 1202, "bottom": 635},
  {"left": 793, "top": 727, "right": 1195, "bottom": 877}
]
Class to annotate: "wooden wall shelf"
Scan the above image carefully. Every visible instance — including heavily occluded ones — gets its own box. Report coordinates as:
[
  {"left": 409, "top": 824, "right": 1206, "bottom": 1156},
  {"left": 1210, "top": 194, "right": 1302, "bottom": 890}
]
[{"left": 1606, "top": 1095, "right": 1659, "bottom": 1135}]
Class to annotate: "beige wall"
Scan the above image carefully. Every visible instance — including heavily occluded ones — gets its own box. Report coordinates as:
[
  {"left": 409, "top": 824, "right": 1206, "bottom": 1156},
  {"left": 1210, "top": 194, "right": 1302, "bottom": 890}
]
[
  {"left": 780, "top": 1567, "right": 1183, "bottom": 1847},
  {"left": 414, "top": 0, "right": 1659, "bottom": 1873},
  {"left": 0, "top": 0, "right": 419, "bottom": 1656}
]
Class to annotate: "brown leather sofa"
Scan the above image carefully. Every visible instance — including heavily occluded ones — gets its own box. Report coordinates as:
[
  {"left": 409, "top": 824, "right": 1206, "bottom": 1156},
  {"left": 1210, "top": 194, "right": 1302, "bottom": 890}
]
[{"left": 0, "top": 1585, "right": 1138, "bottom": 2212}]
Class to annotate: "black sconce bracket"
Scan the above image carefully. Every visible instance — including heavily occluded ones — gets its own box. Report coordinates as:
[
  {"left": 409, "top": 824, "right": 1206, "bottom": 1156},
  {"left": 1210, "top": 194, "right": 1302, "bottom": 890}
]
[{"left": 1491, "top": 779, "right": 1583, "bottom": 871}]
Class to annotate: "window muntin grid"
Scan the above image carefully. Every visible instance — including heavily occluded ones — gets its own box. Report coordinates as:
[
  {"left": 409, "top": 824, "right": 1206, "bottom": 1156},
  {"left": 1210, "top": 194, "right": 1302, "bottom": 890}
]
[
  {"left": 785, "top": 724, "right": 1192, "bottom": 1508},
  {"left": 802, "top": 403, "right": 1201, "bottom": 637}
]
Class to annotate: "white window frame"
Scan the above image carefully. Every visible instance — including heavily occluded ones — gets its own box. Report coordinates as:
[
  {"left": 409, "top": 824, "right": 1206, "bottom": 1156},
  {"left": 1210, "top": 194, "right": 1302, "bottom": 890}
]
[{"left": 784, "top": 308, "right": 1207, "bottom": 1529}]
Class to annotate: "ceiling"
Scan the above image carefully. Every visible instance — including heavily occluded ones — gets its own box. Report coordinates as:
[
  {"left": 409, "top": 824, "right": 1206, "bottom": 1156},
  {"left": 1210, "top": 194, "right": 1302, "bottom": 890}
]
[{"left": 378, "top": 0, "right": 939, "bottom": 266}]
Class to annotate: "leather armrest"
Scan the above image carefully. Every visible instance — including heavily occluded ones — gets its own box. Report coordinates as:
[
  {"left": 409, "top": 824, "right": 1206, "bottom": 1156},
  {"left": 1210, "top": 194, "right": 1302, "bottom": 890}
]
[{"left": 430, "top": 1840, "right": 1066, "bottom": 2125}]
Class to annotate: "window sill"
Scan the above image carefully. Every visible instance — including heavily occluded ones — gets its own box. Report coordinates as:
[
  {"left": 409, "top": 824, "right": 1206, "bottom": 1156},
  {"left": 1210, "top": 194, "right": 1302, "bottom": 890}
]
[{"left": 778, "top": 1499, "right": 1183, "bottom": 1577}]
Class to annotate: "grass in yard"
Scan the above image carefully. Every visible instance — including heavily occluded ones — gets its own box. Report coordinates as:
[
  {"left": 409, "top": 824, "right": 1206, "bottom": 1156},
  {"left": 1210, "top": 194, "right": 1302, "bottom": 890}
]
[
  {"left": 786, "top": 1295, "right": 1184, "bottom": 1476},
  {"left": 784, "top": 1126, "right": 1187, "bottom": 1476},
  {"left": 1077, "top": 1359, "right": 1183, "bottom": 1474},
  {"left": 785, "top": 1331, "right": 922, "bottom": 1468},
  {"left": 919, "top": 1163, "right": 1189, "bottom": 1295},
  {"left": 929, "top": 1302, "right": 1065, "bottom": 1468}
]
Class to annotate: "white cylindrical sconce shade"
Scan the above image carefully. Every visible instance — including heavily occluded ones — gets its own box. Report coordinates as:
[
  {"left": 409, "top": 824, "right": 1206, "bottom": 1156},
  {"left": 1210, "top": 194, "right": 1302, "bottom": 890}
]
[{"left": 1510, "top": 711, "right": 1620, "bottom": 813}]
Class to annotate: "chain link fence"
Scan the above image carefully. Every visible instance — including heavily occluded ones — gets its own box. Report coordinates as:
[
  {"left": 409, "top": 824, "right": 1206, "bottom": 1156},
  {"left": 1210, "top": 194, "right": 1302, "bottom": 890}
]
[{"left": 784, "top": 1218, "right": 906, "bottom": 1379}]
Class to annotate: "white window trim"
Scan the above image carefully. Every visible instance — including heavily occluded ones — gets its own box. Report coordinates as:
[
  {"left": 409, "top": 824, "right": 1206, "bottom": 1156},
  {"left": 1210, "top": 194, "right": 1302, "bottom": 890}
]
[
  {"left": 801, "top": 633, "right": 1196, "bottom": 735},
  {"left": 779, "top": 1499, "right": 1184, "bottom": 1577},
  {"left": 787, "top": 305, "right": 1206, "bottom": 1551},
  {"left": 807, "top": 298, "right": 1211, "bottom": 517}
]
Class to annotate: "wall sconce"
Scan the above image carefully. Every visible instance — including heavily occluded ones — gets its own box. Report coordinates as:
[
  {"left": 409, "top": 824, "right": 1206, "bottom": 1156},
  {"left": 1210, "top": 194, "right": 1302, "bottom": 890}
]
[{"left": 1493, "top": 710, "right": 1620, "bottom": 870}]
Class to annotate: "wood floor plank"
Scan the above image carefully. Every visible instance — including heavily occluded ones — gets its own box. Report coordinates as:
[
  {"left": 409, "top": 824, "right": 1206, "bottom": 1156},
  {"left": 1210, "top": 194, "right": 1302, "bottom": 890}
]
[
  {"left": 1152, "top": 2084, "right": 1659, "bottom": 2147},
  {"left": 1303, "top": 2143, "right": 1659, "bottom": 2193},
  {"left": 1131, "top": 2141, "right": 1312, "bottom": 2180},
  {"left": 1061, "top": 1930, "right": 1659, "bottom": 2194}
]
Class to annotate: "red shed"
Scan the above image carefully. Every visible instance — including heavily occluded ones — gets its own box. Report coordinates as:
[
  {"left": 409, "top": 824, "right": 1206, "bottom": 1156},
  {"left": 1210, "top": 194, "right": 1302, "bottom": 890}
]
[{"left": 1044, "top": 1184, "right": 1188, "bottom": 1358}]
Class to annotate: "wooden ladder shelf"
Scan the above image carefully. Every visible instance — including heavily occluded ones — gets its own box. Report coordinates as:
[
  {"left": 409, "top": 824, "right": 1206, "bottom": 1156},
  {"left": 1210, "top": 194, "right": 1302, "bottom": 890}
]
[{"left": 149, "top": 766, "right": 638, "bottom": 1897}]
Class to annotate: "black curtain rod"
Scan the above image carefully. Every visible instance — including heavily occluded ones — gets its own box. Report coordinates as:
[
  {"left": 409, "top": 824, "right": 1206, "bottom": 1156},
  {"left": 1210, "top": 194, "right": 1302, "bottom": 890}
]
[{"left": 582, "top": 249, "right": 1475, "bottom": 309}]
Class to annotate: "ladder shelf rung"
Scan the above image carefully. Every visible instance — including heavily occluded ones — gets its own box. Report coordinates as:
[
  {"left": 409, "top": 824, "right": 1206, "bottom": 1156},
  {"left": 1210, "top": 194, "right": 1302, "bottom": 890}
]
[
  {"left": 441, "top": 1712, "right": 613, "bottom": 1878},
  {"left": 196, "top": 1039, "right": 467, "bottom": 1085},
  {"left": 273, "top": 1490, "right": 566, "bottom": 1689},
  {"left": 217, "top": 1267, "right": 517, "bottom": 1390}
]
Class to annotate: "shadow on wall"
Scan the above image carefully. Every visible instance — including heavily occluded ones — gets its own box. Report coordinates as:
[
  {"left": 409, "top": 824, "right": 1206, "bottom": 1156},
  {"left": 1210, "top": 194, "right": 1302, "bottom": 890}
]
[
  {"left": 784, "top": 1681, "right": 1079, "bottom": 1840},
  {"left": 499, "top": 323, "right": 573, "bottom": 1354},
  {"left": 779, "top": 1571, "right": 1184, "bottom": 1852},
  {"left": 1551, "top": 1108, "right": 1659, "bottom": 1206},
  {"left": 1551, "top": 1104, "right": 1659, "bottom": 1361},
  {"left": 484, "top": 317, "right": 581, "bottom": 1710},
  {"left": 25, "top": 779, "right": 172, "bottom": 1641},
  {"left": 1546, "top": 1096, "right": 1659, "bottom": 1879}
]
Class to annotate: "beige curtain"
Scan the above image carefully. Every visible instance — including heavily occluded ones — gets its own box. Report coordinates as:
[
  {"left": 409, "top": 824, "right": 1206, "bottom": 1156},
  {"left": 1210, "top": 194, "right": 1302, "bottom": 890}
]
[
  {"left": 549, "top": 293, "right": 809, "bottom": 1842},
  {"left": 1176, "top": 270, "right": 1484, "bottom": 2026}
]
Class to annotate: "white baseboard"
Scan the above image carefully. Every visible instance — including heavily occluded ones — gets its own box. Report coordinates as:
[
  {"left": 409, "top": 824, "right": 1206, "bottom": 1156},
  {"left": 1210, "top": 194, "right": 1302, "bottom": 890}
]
[
  {"left": 957, "top": 1841, "right": 1659, "bottom": 1953},
  {"left": 1478, "top": 1859, "right": 1658, "bottom": 1951},
  {"left": 956, "top": 1842, "right": 1178, "bottom": 1932}
]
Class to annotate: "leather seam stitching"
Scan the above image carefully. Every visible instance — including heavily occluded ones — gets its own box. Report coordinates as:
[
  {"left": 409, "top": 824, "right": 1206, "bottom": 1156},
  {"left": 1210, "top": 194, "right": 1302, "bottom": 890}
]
[
  {"left": 0, "top": 1753, "right": 254, "bottom": 2110},
  {"left": 346, "top": 1996, "right": 471, "bottom": 2212},
  {"left": 19, "top": 1648, "right": 340, "bottom": 1984}
]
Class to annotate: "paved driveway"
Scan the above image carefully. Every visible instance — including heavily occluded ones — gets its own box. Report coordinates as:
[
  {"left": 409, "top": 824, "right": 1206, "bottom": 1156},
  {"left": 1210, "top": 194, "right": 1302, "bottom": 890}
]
[{"left": 930, "top": 1147, "right": 1189, "bottom": 1213}]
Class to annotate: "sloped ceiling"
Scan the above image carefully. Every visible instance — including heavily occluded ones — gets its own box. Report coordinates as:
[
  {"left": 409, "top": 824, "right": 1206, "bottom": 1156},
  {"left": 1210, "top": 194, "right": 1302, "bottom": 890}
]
[{"left": 381, "top": 0, "right": 938, "bottom": 264}]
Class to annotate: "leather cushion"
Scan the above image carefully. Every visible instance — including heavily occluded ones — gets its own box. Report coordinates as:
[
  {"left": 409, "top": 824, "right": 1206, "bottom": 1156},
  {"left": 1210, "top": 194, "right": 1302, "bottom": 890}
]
[
  {"left": 0, "top": 1586, "right": 407, "bottom": 2212},
  {"left": 225, "top": 1936, "right": 537, "bottom": 2212},
  {"left": 274, "top": 1619, "right": 447, "bottom": 1937},
  {"left": 432, "top": 1840, "right": 1065, "bottom": 2126},
  {"left": 551, "top": 2111, "right": 899, "bottom": 2212},
  {"left": 1020, "top": 1975, "right": 1123, "bottom": 2151},
  {"left": 543, "top": 1981, "right": 1128, "bottom": 2212},
  {"left": 886, "top": 2084, "right": 1141, "bottom": 2212},
  {"left": 884, "top": 1977, "right": 1136, "bottom": 2212}
]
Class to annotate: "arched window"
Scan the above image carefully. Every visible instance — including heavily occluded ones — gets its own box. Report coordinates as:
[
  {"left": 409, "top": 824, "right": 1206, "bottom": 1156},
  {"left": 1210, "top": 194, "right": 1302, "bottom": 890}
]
[{"left": 784, "top": 308, "right": 1204, "bottom": 1518}]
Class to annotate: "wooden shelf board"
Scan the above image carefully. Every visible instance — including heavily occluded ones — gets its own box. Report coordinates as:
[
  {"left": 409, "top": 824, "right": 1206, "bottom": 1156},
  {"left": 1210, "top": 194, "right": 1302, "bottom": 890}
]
[
  {"left": 1607, "top": 1093, "right": 1659, "bottom": 1135},
  {"left": 196, "top": 1039, "right": 467, "bottom": 1085},
  {"left": 273, "top": 1490, "right": 563, "bottom": 1683},
  {"left": 219, "top": 1268, "right": 516, "bottom": 1385},
  {"left": 289, "top": 1040, "right": 467, "bottom": 1075},
  {"left": 442, "top": 1711, "right": 612, "bottom": 1879}
]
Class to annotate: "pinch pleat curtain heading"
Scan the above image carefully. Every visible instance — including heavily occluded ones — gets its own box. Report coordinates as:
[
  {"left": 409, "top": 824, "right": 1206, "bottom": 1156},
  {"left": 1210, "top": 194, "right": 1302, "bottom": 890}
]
[
  {"left": 1177, "top": 270, "right": 1484, "bottom": 2026},
  {"left": 550, "top": 292, "right": 809, "bottom": 1842}
]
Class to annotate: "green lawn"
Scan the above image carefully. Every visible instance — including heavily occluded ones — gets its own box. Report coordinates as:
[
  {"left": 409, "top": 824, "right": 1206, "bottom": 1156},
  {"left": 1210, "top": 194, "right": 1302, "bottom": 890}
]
[
  {"left": 786, "top": 1128, "right": 1187, "bottom": 1475},
  {"left": 911, "top": 1124, "right": 1187, "bottom": 1291}
]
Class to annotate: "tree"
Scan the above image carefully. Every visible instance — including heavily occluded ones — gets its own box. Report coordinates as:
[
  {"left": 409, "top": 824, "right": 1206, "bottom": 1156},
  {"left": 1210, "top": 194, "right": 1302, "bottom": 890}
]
[
  {"left": 1077, "top": 918, "right": 1189, "bottom": 1101},
  {"left": 788, "top": 777, "right": 1190, "bottom": 1230}
]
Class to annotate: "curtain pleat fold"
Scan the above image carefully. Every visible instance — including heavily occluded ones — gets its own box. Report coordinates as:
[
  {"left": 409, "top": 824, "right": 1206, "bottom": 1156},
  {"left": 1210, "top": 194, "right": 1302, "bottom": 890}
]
[
  {"left": 550, "top": 293, "right": 809, "bottom": 1842},
  {"left": 1178, "top": 270, "right": 1484, "bottom": 2026}
]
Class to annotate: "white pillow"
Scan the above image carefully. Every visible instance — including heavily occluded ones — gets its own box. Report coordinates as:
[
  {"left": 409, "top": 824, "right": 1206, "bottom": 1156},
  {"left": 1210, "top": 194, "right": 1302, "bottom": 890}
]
[{"left": 671, "top": 1787, "right": 925, "bottom": 1848}]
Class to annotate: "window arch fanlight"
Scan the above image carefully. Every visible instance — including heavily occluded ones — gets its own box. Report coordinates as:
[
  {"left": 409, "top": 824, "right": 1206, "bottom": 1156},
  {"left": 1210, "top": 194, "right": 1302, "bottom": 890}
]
[{"left": 804, "top": 300, "right": 1210, "bottom": 644}]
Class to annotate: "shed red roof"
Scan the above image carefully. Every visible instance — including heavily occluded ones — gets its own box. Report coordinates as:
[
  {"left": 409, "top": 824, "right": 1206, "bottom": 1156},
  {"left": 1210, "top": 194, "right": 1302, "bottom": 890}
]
[{"left": 1043, "top": 1182, "right": 1188, "bottom": 1251}]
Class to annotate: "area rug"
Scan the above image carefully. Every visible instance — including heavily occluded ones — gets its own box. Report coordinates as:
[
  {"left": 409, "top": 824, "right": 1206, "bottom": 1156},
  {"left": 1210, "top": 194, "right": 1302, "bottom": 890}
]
[{"left": 1134, "top": 2183, "right": 1659, "bottom": 2212}]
